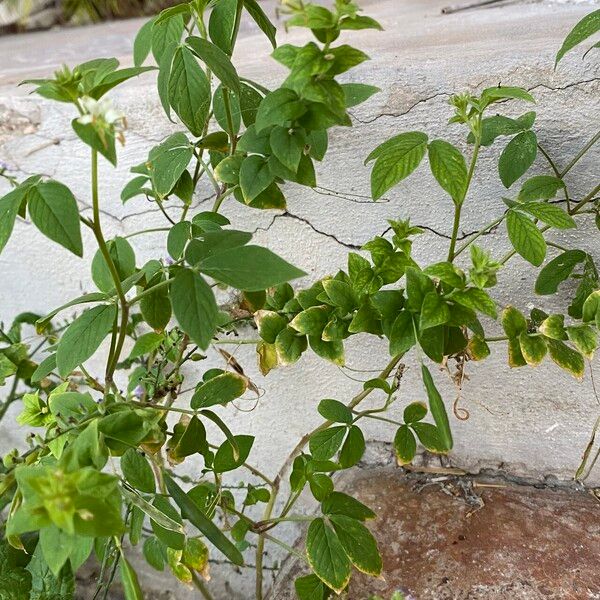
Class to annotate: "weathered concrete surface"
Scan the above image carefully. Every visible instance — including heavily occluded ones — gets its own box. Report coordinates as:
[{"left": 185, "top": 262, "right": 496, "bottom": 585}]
[
  {"left": 1, "top": 0, "right": 600, "bottom": 598},
  {"left": 272, "top": 466, "right": 600, "bottom": 600}
]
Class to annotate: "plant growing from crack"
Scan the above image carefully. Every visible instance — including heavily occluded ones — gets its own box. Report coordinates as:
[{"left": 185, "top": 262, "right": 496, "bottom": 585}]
[{"left": 0, "top": 3, "right": 598, "bottom": 600}]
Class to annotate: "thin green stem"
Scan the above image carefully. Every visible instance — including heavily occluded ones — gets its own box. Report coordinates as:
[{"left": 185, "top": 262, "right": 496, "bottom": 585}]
[
  {"left": 560, "top": 130, "right": 600, "bottom": 178},
  {"left": 453, "top": 214, "right": 505, "bottom": 258},
  {"left": 570, "top": 182, "right": 600, "bottom": 215},
  {"left": 192, "top": 573, "right": 215, "bottom": 600},
  {"left": 212, "top": 185, "right": 237, "bottom": 213},
  {"left": 448, "top": 130, "right": 481, "bottom": 262},
  {"left": 222, "top": 87, "right": 237, "bottom": 154},
  {"left": 90, "top": 150, "right": 129, "bottom": 388},
  {"left": 123, "top": 227, "right": 170, "bottom": 239},
  {"left": 538, "top": 142, "right": 571, "bottom": 210}
]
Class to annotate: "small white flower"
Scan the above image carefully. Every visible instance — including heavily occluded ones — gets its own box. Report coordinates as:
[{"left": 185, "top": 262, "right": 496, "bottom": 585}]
[{"left": 78, "top": 96, "right": 124, "bottom": 126}]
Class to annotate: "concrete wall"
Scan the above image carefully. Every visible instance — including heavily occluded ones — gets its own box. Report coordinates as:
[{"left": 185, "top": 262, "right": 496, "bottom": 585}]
[{"left": 1, "top": 0, "right": 599, "bottom": 597}]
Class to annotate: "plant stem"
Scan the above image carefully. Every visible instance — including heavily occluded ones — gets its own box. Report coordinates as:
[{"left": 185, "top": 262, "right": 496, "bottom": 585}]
[
  {"left": 560, "top": 130, "right": 600, "bottom": 178},
  {"left": 447, "top": 202, "right": 463, "bottom": 262},
  {"left": 192, "top": 573, "right": 215, "bottom": 600},
  {"left": 453, "top": 214, "right": 505, "bottom": 258},
  {"left": 90, "top": 149, "right": 129, "bottom": 389},
  {"left": 570, "top": 182, "right": 600, "bottom": 215},
  {"left": 124, "top": 227, "right": 170, "bottom": 239},
  {"left": 448, "top": 133, "right": 481, "bottom": 262},
  {"left": 222, "top": 88, "right": 237, "bottom": 154},
  {"left": 538, "top": 142, "right": 571, "bottom": 209}
]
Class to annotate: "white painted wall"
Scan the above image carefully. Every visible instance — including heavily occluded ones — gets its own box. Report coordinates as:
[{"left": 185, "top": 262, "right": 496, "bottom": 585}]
[{"left": 1, "top": 0, "right": 599, "bottom": 597}]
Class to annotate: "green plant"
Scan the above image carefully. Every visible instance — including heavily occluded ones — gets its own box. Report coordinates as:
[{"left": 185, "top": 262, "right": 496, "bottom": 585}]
[{"left": 0, "top": 3, "right": 598, "bottom": 600}]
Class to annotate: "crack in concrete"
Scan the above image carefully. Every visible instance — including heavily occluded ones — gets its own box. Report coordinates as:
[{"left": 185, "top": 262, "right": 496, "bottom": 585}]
[
  {"left": 350, "top": 77, "right": 600, "bottom": 126},
  {"left": 351, "top": 91, "right": 451, "bottom": 125}
]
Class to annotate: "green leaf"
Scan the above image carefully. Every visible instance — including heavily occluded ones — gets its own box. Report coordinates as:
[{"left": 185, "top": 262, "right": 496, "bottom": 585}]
[
  {"left": 517, "top": 202, "right": 575, "bottom": 229},
  {"left": 40, "top": 525, "right": 73, "bottom": 576},
  {"left": 275, "top": 327, "right": 307, "bottom": 365},
  {"left": 239, "top": 155, "right": 275, "bottom": 202},
  {"left": 31, "top": 353, "right": 57, "bottom": 383},
  {"left": 546, "top": 339, "right": 585, "bottom": 379},
  {"left": 243, "top": 0, "right": 277, "bottom": 48},
  {"left": 72, "top": 119, "right": 116, "bottom": 165},
  {"left": 498, "top": 130, "right": 537, "bottom": 188},
  {"left": 209, "top": 0, "right": 238, "bottom": 55},
  {"left": 186, "top": 35, "right": 240, "bottom": 94},
  {"left": 330, "top": 514, "right": 382, "bottom": 576},
  {"left": 393, "top": 424, "right": 416, "bottom": 464},
  {"left": 506, "top": 210, "right": 546, "bottom": 266},
  {"left": 143, "top": 537, "right": 165, "bottom": 571},
  {"left": 427, "top": 139, "right": 467, "bottom": 205},
  {"left": 290, "top": 306, "right": 330, "bottom": 336},
  {"left": 191, "top": 372, "right": 247, "bottom": 409},
  {"left": 367, "top": 132, "right": 428, "bottom": 200},
  {"left": 148, "top": 133, "right": 193, "bottom": 198},
  {"left": 539, "top": 314, "right": 568, "bottom": 341},
  {"left": 339, "top": 425, "right": 365, "bottom": 468},
  {"left": 501, "top": 306, "right": 527, "bottom": 338},
  {"left": 141, "top": 281, "right": 172, "bottom": 331},
  {"left": 28, "top": 181, "right": 83, "bottom": 257},
  {"left": 163, "top": 472, "right": 244, "bottom": 566},
  {"left": 420, "top": 292, "right": 450, "bottom": 330},
  {"left": 556, "top": 10, "right": 600, "bottom": 64},
  {"left": 26, "top": 542, "right": 74, "bottom": 600},
  {"left": 388, "top": 311, "right": 416, "bottom": 356},
  {"left": 128, "top": 332, "right": 163, "bottom": 360},
  {"left": 306, "top": 518, "right": 351, "bottom": 593},
  {"left": 295, "top": 574, "right": 330, "bottom": 600},
  {"left": 566, "top": 324, "right": 597, "bottom": 359},
  {"left": 270, "top": 125, "right": 304, "bottom": 171},
  {"left": 255, "top": 88, "right": 306, "bottom": 133},
  {"left": 56, "top": 304, "right": 116, "bottom": 377},
  {"left": 309, "top": 336, "right": 345, "bottom": 366},
  {"left": 451, "top": 288, "right": 497, "bottom": 318},
  {"left": 481, "top": 85, "right": 536, "bottom": 105},
  {"left": 151, "top": 14, "right": 184, "bottom": 63},
  {"left": 421, "top": 365, "right": 453, "bottom": 451},
  {"left": 404, "top": 402, "right": 427, "bottom": 423},
  {"left": 0, "top": 186, "right": 27, "bottom": 255},
  {"left": 91, "top": 236, "right": 136, "bottom": 292},
  {"left": 171, "top": 268, "right": 218, "bottom": 350},
  {"left": 150, "top": 496, "right": 185, "bottom": 550},
  {"left": 309, "top": 426, "right": 347, "bottom": 460},
  {"left": 255, "top": 310, "right": 288, "bottom": 344},
  {"left": 518, "top": 175, "right": 565, "bottom": 201},
  {"left": 121, "top": 449, "right": 155, "bottom": 493},
  {"left": 120, "top": 557, "right": 144, "bottom": 600},
  {"left": 411, "top": 422, "right": 446, "bottom": 452},
  {"left": 199, "top": 245, "right": 306, "bottom": 291},
  {"left": 168, "top": 46, "right": 211, "bottom": 137},
  {"left": 318, "top": 399, "right": 352, "bottom": 424},
  {"left": 583, "top": 290, "right": 600, "bottom": 325},
  {"left": 473, "top": 112, "right": 536, "bottom": 147},
  {"left": 133, "top": 17, "right": 155, "bottom": 66},
  {"left": 519, "top": 332, "right": 547, "bottom": 366},
  {"left": 322, "top": 492, "right": 375, "bottom": 521},
  {"left": 535, "top": 250, "right": 587, "bottom": 295},
  {"left": 167, "top": 416, "right": 207, "bottom": 464},
  {"left": 341, "top": 83, "right": 379, "bottom": 107},
  {"left": 309, "top": 473, "right": 334, "bottom": 501},
  {"left": 423, "top": 262, "right": 465, "bottom": 289},
  {"left": 322, "top": 279, "right": 358, "bottom": 314},
  {"left": 213, "top": 435, "right": 254, "bottom": 472}
]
